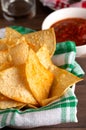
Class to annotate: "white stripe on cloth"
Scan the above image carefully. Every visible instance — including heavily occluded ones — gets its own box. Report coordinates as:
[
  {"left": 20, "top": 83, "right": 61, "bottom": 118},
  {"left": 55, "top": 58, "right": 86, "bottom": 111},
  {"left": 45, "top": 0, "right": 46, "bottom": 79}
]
[
  {"left": 13, "top": 108, "right": 61, "bottom": 129},
  {"left": 74, "top": 107, "right": 78, "bottom": 123},
  {"left": 6, "top": 112, "right": 13, "bottom": 126},
  {"left": 65, "top": 52, "right": 75, "bottom": 64},
  {"left": 0, "top": 28, "right": 5, "bottom": 38},
  {"left": 0, "top": 115, "right": 3, "bottom": 128},
  {"left": 52, "top": 52, "right": 75, "bottom": 66},
  {"left": 66, "top": 106, "right": 70, "bottom": 122},
  {"left": 52, "top": 53, "right": 66, "bottom": 66}
]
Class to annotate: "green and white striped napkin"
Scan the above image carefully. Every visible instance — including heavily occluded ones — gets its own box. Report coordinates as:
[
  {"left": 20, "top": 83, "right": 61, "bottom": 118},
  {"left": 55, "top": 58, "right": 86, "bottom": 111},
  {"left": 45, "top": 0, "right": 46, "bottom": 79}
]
[
  {"left": 0, "top": 26, "right": 85, "bottom": 129},
  {"left": 0, "top": 88, "right": 77, "bottom": 129},
  {"left": 53, "top": 41, "right": 85, "bottom": 77}
]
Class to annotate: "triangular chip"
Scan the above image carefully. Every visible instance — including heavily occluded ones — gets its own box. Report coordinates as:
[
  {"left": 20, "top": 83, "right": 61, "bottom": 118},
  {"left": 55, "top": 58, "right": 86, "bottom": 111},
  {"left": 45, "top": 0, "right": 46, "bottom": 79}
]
[
  {"left": 0, "top": 93, "right": 24, "bottom": 109},
  {"left": 0, "top": 62, "right": 12, "bottom": 71},
  {"left": 0, "top": 93, "right": 7, "bottom": 101},
  {"left": 24, "top": 28, "right": 56, "bottom": 57},
  {"left": 9, "top": 41, "right": 29, "bottom": 66},
  {"left": 41, "top": 64, "right": 82, "bottom": 106},
  {"left": 0, "top": 100, "right": 24, "bottom": 110},
  {"left": 26, "top": 49, "right": 54, "bottom": 105},
  {"left": 0, "top": 50, "right": 12, "bottom": 65},
  {"left": 49, "top": 65, "right": 82, "bottom": 97},
  {"left": 5, "top": 27, "right": 22, "bottom": 47},
  {"left": 37, "top": 45, "right": 53, "bottom": 69},
  {"left": 0, "top": 66, "right": 38, "bottom": 105},
  {"left": 0, "top": 39, "right": 8, "bottom": 51},
  {"left": 36, "top": 45, "right": 82, "bottom": 106},
  {"left": 0, "top": 50, "right": 12, "bottom": 71}
]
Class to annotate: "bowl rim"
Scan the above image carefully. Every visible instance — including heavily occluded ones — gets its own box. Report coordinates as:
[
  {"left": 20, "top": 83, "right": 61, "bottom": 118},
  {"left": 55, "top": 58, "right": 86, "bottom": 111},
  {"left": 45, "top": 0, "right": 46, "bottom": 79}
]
[
  {"left": 42, "top": 7, "right": 86, "bottom": 30},
  {"left": 42, "top": 7, "right": 86, "bottom": 57}
]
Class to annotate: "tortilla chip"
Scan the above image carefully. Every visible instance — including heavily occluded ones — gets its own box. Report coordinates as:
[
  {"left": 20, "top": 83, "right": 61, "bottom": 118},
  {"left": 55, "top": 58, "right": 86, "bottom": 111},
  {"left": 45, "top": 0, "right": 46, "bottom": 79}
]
[
  {"left": 0, "top": 62, "right": 12, "bottom": 71},
  {"left": 0, "top": 27, "right": 83, "bottom": 109},
  {"left": 0, "top": 100, "right": 24, "bottom": 110},
  {"left": 21, "top": 36, "right": 36, "bottom": 51},
  {"left": 41, "top": 96, "right": 58, "bottom": 106},
  {"left": 25, "top": 49, "right": 54, "bottom": 105},
  {"left": 24, "top": 28, "right": 56, "bottom": 57},
  {"left": 0, "top": 66, "right": 38, "bottom": 105},
  {"left": 0, "top": 93, "right": 25, "bottom": 109},
  {"left": 41, "top": 64, "right": 82, "bottom": 106},
  {"left": 0, "top": 93, "right": 8, "bottom": 100},
  {"left": 0, "top": 50, "right": 12, "bottom": 71},
  {"left": 0, "top": 39, "right": 8, "bottom": 51},
  {"left": 36, "top": 46, "right": 82, "bottom": 106},
  {"left": 0, "top": 50, "right": 9, "bottom": 65},
  {"left": 37, "top": 45, "right": 52, "bottom": 69},
  {"left": 50, "top": 65, "right": 82, "bottom": 97},
  {"left": 5, "top": 27, "right": 22, "bottom": 47},
  {"left": 9, "top": 42, "right": 29, "bottom": 66},
  {"left": 27, "top": 104, "right": 38, "bottom": 109},
  {"left": 15, "top": 104, "right": 26, "bottom": 110}
]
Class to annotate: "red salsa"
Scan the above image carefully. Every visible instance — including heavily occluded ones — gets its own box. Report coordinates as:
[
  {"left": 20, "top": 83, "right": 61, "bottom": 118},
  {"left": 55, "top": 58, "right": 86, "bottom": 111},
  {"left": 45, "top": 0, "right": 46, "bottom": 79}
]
[{"left": 51, "top": 18, "right": 86, "bottom": 46}]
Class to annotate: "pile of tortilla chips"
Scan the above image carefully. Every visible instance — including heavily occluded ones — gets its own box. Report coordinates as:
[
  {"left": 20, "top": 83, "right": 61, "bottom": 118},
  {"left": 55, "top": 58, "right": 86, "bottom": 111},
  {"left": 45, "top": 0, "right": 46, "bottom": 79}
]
[{"left": 0, "top": 27, "right": 82, "bottom": 109}]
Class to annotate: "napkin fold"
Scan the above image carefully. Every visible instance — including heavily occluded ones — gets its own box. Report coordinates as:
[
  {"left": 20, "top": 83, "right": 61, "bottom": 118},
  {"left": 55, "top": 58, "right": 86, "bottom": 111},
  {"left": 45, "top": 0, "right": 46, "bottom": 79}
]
[
  {"left": 0, "top": 88, "right": 78, "bottom": 129},
  {"left": 0, "top": 26, "right": 85, "bottom": 129},
  {"left": 40, "top": 0, "right": 86, "bottom": 10},
  {"left": 52, "top": 41, "right": 85, "bottom": 77}
]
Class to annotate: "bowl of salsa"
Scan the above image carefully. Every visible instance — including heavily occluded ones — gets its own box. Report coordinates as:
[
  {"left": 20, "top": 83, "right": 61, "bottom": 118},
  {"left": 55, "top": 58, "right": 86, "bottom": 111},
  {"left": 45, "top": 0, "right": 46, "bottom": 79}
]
[{"left": 42, "top": 8, "right": 86, "bottom": 57}]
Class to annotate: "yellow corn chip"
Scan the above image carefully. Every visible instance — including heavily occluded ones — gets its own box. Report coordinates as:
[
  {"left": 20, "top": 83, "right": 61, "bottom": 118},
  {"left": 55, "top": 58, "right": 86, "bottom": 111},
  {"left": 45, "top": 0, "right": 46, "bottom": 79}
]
[
  {"left": 0, "top": 66, "right": 38, "bottom": 105},
  {"left": 41, "top": 65, "right": 82, "bottom": 106},
  {"left": 36, "top": 45, "right": 82, "bottom": 106},
  {"left": 0, "top": 93, "right": 7, "bottom": 100},
  {"left": 37, "top": 45, "right": 52, "bottom": 69},
  {"left": 26, "top": 49, "right": 54, "bottom": 105},
  {"left": 0, "top": 39, "right": 8, "bottom": 51},
  {"left": 0, "top": 93, "right": 24, "bottom": 109},
  {"left": 0, "top": 27, "right": 83, "bottom": 109},
  {"left": 5, "top": 27, "right": 22, "bottom": 47},
  {"left": 0, "top": 50, "right": 9, "bottom": 65},
  {"left": 24, "top": 28, "right": 56, "bottom": 57},
  {"left": 0, "top": 100, "right": 24, "bottom": 110},
  {"left": 9, "top": 42, "right": 29, "bottom": 66},
  {"left": 49, "top": 65, "right": 82, "bottom": 97},
  {"left": 0, "top": 50, "right": 12, "bottom": 71}
]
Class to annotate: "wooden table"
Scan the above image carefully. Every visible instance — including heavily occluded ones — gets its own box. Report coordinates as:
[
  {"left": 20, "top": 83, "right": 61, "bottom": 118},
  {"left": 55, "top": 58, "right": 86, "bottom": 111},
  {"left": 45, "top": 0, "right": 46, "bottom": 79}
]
[{"left": 0, "top": 1, "right": 86, "bottom": 130}]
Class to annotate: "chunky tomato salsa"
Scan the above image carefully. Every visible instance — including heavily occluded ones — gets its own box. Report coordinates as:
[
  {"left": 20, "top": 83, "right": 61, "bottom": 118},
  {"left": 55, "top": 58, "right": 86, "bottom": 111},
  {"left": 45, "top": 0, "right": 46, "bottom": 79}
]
[{"left": 51, "top": 18, "right": 86, "bottom": 46}]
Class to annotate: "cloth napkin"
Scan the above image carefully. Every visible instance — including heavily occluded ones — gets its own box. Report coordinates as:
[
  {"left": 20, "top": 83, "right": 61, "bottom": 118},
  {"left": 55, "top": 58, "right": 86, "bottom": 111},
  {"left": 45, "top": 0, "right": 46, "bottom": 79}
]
[
  {"left": 0, "top": 26, "right": 85, "bottom": 129},
  {"left": 52, "top": 41, "right": 85, "bottom": 77},
  {"left": 40, "top": 0, "right": 86, "bottom": 10}
]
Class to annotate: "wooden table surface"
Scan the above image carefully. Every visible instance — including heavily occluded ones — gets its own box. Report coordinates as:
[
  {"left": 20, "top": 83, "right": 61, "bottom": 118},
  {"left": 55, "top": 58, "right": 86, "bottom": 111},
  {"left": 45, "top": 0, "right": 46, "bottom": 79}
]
[{"left": 0, "top": 1, "right": 86, "bottom": 130}]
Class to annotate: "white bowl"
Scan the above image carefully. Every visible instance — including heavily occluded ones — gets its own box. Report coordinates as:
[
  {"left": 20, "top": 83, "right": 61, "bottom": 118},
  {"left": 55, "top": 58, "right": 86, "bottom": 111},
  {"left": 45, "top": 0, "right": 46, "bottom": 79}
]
[{"left": 42, "top": 7, "right": 86, "bottom": 57}]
